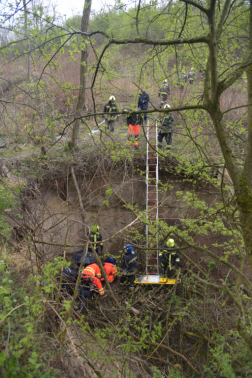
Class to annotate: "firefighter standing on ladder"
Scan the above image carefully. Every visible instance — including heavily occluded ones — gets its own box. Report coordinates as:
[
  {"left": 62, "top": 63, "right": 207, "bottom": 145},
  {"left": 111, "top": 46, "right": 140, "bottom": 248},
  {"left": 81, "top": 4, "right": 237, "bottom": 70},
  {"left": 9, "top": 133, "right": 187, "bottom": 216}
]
[{"left": 159, "top": 238, "right": 182, "bottom": 277}]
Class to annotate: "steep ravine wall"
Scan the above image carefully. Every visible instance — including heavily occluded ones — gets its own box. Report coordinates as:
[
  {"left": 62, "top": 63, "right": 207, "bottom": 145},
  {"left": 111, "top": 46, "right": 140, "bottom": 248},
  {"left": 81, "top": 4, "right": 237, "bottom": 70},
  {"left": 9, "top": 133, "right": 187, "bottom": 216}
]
[{"left": 15, "top": 169, "right": 242, "bottom": 275}]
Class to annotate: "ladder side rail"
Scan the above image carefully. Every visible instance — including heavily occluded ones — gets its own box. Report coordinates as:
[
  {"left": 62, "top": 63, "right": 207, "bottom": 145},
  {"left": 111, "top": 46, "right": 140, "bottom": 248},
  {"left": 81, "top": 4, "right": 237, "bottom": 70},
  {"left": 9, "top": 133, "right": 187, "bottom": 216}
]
[
  {"left": 156, "top": 119, "right": 159, "bottom": 274},
  {"left": 146, "top": 119, "right": 149, "bottom": 275}
]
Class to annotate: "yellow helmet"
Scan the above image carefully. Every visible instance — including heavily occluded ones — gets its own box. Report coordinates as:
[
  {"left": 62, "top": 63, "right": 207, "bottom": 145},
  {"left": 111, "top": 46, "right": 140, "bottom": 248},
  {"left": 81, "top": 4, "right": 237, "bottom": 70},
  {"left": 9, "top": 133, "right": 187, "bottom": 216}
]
[
  {"left": 109, "top": 96, "right": 115, "bottom": 102},
  {"left": 167, "top": 238, "right": 175, "bottom": 247},
  {"left": 91, "top": 225, "right": 99, "bottom": 232},
  {"left": 163, "top": 79, "right": 168, "bottom": 84}
]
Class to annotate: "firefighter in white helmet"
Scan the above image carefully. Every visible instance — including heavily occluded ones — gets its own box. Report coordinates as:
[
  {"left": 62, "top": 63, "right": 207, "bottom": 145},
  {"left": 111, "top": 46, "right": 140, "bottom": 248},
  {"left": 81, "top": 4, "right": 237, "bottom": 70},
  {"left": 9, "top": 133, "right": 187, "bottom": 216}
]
[
  {"left": 103, "top": 96, "right": 120, "bottom": 132},
  {"left": 158, "top": 79, "right": 170, "bottom": 108},
  {"left": 158, "top": 104, "right": 174, "bottom": 152}
]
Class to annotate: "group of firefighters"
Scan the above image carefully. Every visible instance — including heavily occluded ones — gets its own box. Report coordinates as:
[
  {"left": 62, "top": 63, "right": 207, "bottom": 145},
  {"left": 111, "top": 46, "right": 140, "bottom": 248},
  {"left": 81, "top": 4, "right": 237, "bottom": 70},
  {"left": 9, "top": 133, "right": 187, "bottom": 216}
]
[
  {"left": 62, "top": 225, "right": 182, "bottom": 312},
  {"left": 102, "top": 69, "right": 196, "bottom": 151}
]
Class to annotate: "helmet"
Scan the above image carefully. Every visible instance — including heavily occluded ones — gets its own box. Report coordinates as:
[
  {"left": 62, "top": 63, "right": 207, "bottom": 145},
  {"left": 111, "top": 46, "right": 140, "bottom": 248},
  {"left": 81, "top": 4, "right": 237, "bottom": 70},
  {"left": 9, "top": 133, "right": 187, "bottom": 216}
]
[
  {"left": 167, "top": 238, "right": 175, "bottom": 247},
  {"left": 91, "top": 225, "right": 99, "bottom": 233},
  {"left": 191, "top": 67, "right": 194, "bottom": 71},
  {"left": 105, "top": 257, "right": 116, "bottom": 265},
  {"left": 125, "top": 243, "right": 134, "bottom": 253},
  {"left": 163, "top": 79, "right": 168, "bottom": 84},
  {"left": 109, "top": 96, "right": 115, "bottom": 102},
  {"left": 164, "top": 104, "right": 171, "bottom": 109}
]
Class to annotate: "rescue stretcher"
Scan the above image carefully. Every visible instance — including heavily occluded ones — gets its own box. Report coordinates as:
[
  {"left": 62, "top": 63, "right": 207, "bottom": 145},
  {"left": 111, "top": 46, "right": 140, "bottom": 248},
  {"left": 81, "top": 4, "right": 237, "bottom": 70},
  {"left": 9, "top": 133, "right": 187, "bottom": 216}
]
[{"left": 134, "top": 274, "right": 181, "bottom": 285}]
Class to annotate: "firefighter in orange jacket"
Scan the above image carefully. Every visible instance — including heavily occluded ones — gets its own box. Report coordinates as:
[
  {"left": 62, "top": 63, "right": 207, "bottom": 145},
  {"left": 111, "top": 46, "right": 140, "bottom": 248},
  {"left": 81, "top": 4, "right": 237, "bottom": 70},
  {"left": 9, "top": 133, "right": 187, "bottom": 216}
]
[
  {"left": 101, "top": 257, "right": 117, "bottom": 283},
  {"left": 82, "top": 263, "right": 106, "bottom": 297}
]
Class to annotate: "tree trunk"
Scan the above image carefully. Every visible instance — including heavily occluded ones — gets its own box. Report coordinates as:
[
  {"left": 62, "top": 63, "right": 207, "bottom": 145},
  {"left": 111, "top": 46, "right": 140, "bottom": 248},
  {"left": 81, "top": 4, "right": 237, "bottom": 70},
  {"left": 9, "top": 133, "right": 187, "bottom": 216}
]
[
  {"left": 23, "top": 0, "right": 31, "bottom": 82},
  {"left": 238, "top": 0, "right": 252, "bottom": 270},
  {"left": 69, "top": 0, "right": 92, "bottom": 149}
]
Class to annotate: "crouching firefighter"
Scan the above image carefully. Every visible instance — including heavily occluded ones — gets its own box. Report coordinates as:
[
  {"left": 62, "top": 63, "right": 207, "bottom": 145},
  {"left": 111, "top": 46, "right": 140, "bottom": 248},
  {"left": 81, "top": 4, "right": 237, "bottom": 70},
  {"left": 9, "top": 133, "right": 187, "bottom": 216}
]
[
  {"left": 78, "top": 260, "right": 107, "bottom": 312},
  {"left": 159, "top": 238, "right": 182, "bottom": 278},
  {"left": 101, "top": 257, "right": 117, "bottom": 283},
  {"left": 120, "top": 244, "right": 138, "bottom": 290}
]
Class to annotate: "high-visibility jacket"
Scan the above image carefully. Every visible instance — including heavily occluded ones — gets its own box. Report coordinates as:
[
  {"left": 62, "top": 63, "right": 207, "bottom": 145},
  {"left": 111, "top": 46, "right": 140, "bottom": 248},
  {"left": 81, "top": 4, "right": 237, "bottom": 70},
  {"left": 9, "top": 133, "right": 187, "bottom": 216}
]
[
  {"left": 82, "top": 263, "right": 104, "bottom": 296},
  {"left": 103, "top": 101, "right": 120, "bottom": 121},
  {"left": 159, "top": 245, "right": 182, "bottom": 270},
  {"left": 158, "top": 84, "right": 170, "bottom": 97},
  {"left": 159, "top": 114, "right": 174, "bottom": 133},
  {"left": 88, "top": 231, "right": 103, "bottom": 252},
  {"left": 101, "top": 262, "right": 117, "bottom": 283}
]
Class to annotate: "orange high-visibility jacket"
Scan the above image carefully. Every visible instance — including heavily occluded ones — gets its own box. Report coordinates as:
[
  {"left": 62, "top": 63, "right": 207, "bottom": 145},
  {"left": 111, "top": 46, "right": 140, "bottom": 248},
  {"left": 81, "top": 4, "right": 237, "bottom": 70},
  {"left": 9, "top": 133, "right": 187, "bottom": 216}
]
[
  {"left": 101, "top": 262, "right": 117, "bottom": 283},
  {"left": 82, "top": 263, "right": 104, "bottom": 296},
  {"left": 82, "top": 263, "right": 101, "bottom": 279}
]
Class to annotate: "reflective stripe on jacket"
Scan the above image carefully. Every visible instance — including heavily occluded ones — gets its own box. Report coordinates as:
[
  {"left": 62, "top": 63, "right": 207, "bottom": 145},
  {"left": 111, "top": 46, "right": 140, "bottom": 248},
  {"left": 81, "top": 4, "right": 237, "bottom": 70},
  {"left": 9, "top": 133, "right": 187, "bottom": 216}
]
[
  {"left": 160, "top": 245, "right": 181, "bottom": 270},
  {"left": 103, "top": 102, "right": 120, "bottom": 121},
  {"left": 88, "top": 232, "right": 103, "bottom": 251},
  {"left": 159, "top": 84, "right": 170, "bottom": 96},
  {"left": 101, "top": 262, "right": 117, "bottom": 282},
  {"left": 160, "top": 114, "right": 174, "bottom": 132},
  {"left": 82, "top": 263, "right": 101, "bottom": 279}
]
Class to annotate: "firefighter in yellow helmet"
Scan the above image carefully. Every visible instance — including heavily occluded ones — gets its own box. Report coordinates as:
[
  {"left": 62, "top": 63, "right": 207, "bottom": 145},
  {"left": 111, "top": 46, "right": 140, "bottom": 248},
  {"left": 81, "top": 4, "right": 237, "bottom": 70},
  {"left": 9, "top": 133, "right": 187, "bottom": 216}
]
[
  {"left": 159, "top": 238, "right": 182, "bottom": 277},
  {"left": 88, "top": 225, "right": 103, "bottom": 254},
  {"left": 188, "top": 67, "right": 196, "bottom": 85}
]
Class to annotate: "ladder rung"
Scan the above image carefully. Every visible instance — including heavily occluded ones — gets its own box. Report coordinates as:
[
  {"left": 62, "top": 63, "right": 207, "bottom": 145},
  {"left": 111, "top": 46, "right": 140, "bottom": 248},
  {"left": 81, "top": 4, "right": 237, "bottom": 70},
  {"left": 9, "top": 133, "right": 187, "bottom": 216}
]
[
  {"left": 149, "top": 151, "right": 156, "bottom": 152},
  {"left": 148, "top": 191, "right": 156, "bottom": 193},
  {"left": 148, "top": 157, "right": 156, "bottom": 159},
  {"left": 148, "top": 185, "right": 156, "bottom": 186},
  {"left": 148, "top": 213, "right": 157, "bottom": 214}
]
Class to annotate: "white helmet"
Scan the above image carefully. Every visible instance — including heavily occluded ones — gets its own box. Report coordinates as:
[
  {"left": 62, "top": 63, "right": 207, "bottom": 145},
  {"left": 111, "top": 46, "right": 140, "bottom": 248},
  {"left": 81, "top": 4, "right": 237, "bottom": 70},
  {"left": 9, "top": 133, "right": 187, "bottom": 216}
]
[
  {"left": 163, "top": 79, "right": 168, "bottom": 84},
  {"left": 109, "top": 96, "right": 115, "bottom": 102},
  {"left": 164, "top": 104, "right": 171, "bottom": 109}
]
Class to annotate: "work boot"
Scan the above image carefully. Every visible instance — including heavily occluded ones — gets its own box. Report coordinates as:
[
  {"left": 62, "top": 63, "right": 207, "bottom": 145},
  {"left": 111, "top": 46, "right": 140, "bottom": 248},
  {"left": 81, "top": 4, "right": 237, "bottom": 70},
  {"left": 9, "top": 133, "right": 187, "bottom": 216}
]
[
  {"left": 129, "top": 285, "right": 135, "bottom": 290},
  {"left": 77, "top": 303, "right": 83, "bottom": 313}
]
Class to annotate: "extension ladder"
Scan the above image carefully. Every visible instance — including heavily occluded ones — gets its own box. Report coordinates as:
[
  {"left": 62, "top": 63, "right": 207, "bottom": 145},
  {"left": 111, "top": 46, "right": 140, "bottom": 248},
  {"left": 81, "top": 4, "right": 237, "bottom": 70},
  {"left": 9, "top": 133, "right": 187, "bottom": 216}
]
[{"left": 146, "top": 120, "right": 159, "bottom": 275}]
